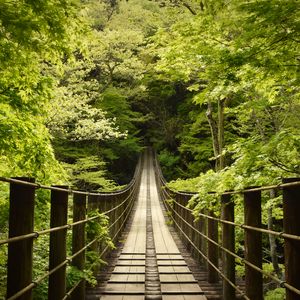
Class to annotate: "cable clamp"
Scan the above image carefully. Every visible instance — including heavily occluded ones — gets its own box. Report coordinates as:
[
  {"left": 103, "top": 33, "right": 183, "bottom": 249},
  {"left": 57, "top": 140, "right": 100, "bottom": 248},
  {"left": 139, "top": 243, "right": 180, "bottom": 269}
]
[
  {"left": 280, "top": 281, "right": 286, "bottom": 288},
  {"left": 32, "top": 280, "right": 38, "bottom": 287}
]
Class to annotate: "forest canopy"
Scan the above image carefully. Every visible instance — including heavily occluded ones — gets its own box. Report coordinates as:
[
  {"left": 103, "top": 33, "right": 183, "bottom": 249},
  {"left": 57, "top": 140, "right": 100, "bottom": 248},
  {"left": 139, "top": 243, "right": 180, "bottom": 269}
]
[{"left": 1, "top": 0, "right": 298, "bottom": 189}]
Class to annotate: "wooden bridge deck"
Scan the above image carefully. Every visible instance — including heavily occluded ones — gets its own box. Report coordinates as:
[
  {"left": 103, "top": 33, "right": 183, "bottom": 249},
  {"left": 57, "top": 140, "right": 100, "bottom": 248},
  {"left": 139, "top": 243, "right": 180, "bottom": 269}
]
[{"left": 92, "top": 152, "right": 206, "bottom": 300}]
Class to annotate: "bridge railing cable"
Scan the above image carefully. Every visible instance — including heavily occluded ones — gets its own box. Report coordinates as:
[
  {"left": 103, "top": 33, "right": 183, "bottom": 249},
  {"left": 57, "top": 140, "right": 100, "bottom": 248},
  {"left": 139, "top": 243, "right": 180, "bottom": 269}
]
[
  {"left": 0, "top": 156, "right": 142, "bottom": 300},
  {"left": 153, "top": 155, "right": 300, "bottom": 300}
]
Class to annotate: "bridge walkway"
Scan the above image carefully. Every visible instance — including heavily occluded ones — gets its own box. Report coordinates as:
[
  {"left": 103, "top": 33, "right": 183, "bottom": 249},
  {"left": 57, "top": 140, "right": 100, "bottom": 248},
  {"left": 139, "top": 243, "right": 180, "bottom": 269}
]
[{"left": 97, "top": 151, "right": 206, "bottom": 300}]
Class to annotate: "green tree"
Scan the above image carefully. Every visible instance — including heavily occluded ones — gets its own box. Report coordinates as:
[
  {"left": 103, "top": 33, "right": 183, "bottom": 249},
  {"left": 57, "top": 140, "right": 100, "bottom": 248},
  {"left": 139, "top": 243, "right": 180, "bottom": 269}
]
[{"left": 0, "top": 0, "right": 82, "bottom": 180}]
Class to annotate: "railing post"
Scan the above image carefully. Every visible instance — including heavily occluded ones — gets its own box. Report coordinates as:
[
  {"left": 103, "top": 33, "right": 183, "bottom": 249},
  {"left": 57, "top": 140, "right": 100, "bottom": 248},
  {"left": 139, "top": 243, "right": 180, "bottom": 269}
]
[
  {"left": 111, "top": 195, "right": 117, "bottom": 241},
  {"left": 244, "top": 189, "right": 263, "bottom": 300},
  {"left": 106, "top": 195, "right": 113, "bottom": 238},
  {"left": 121, "top": 191, "right": 127, "bottom": 232},
  {"left": 71, "top": 193, "right": 87, "bottom": 300},
  {"left": 221, "top": 194, "right": 235, "bottom": 300},
  {"left": 7, "top": 178, "right": 35, "bottom": 300},
  {"left": 98, "top": 194, "right": 107, "bottom": 260},
  {"left": 282, "top": 178, "right": 300, "bottom": 300},
  {"left": 48, "top": 186, "right": 69, "bottom": 300},
  {"left": 173, "top": 193, "right": 181, "bottom": 238},
  {"left": 200, "top": 210, "right": 207, "bottom": 269},
  {"left": 176, "top": 194, "right": 187, "bottom": 246},
  {"left": 126, "top": 187, "right": 134, "bottom": 226},
  {"left": 181, "top": 195, "right": 189, "bottom": 250},
  {"left": 117, "top": 193, "right": 123, "bottom": 240},
  {"left": 186, "top": 195, "right": 193, "bottom": 252},
  {"left": 189, "top": 210, "right": 196, "bottom": 258},
  {"left": 207, "top": 210, "right": 219, "bottom": 283},
  {"left": 173, "top": 193, "right": 178, "bottom": 233},
  {"left": 116, "top": 194, "right": 122, "bottom": 237},
  {"left": 194, "top": 216, "right": 204, "bottom": 264}
]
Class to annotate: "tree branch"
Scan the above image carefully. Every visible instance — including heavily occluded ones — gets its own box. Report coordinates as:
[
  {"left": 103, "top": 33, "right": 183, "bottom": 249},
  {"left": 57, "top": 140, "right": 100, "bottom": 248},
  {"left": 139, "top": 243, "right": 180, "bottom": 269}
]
[
  {"left": 206, "top": 101, "right": 220, "bottom": 166},
  {"left": 268, "top": 158, "right": 300, "bottom": 174},
  {"left": 180, "top": 1, "right": 197, "bottom": 15}
]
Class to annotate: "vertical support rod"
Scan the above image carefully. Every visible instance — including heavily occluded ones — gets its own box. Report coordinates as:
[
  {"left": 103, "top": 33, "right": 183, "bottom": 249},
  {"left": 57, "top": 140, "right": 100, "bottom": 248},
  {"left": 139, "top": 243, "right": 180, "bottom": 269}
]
[
  {"left": 221, "top": 194, "right": 235, "bottom": 300},
  {"left": 127, "top": 186, "right": 134, "bottom": 225},
  {"left": 71, "top": 193, "right": 87, "bottom": 300},
  {"left": 48, "top": 186, "right": 68, "bottom": 300},
  {"left": 170, "top": 190, "right": 176, "bottom": 231},
  {"left": 207, "top": 210, "right": 219, "bottom": 283},
  {"left": 189, "top": 210, "right": 196, "bottom": 258},
  {"left": 283, "top": 178, "right": 300, "bottom": 300},
  {"left": 194, "top": 217, "right": 203, "bottom": 264},
  {"left": 87, "top": 194, "right": 100, "bottom": 273},
  {"left": 7, "top": 178, "right": 35, "bottom": 300},
  {"left": 175, "top": 194, "right": 180, "bottom": 235},
  {"left": 98, "top": 195, "right": 106, "bottom": 260},
  {"left": 188, "top": 205, "right": 195, "bottom": 254},
  {"left": 186, "top": 195, "right": 193, "bottom": 252},
  {"left": 244, "top": 189, "right": 262, "bottom": 300}
]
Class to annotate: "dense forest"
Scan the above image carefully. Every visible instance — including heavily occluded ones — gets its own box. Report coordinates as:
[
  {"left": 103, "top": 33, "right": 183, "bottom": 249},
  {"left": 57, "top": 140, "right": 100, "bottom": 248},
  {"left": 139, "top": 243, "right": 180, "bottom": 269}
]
[{"left": 0, "top": 0, "right": 299, "bottom": 298}]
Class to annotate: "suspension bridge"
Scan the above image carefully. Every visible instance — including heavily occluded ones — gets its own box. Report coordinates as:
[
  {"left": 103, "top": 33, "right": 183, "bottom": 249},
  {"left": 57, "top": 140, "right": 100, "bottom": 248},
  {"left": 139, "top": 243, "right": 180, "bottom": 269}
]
[{"left": 1, "top": 149, "right": 300, "bottom": 300}]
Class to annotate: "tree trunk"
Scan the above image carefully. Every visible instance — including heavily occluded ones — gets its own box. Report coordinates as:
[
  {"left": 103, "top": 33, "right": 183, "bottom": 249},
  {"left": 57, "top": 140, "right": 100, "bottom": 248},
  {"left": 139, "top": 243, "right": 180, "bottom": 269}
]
[
  {"left": 268, "top": 189, "right": 282, "bottom": 279},
  {"left": 206, "top": 101, "right": 220, "bottom": 170},
  {"left": 218, "top": 98, "right": 226, "bottom": 170}
]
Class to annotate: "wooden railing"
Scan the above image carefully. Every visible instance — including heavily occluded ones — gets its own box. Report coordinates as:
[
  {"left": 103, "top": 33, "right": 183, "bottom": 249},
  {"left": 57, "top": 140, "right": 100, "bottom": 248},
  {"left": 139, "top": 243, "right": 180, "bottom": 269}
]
[
  {"left": 0, "top": 157, "right": 141, "bottom": 300},
  {"left": 154, "top": 156, "right": 300, "bottom": 300}
]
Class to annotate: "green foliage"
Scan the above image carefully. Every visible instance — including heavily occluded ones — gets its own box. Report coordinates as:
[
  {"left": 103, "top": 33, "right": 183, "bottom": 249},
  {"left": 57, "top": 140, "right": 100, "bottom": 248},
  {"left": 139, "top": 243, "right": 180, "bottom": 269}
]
[
  {"left": 235, "top": 262, "right": 245, "bottom": 278},
  {"left": 95, "top": 87, "right": 144, "bottom": 183},
  {"left": 148, "top": 0, "right": 300, "bottom": 179},
  {"left": 0, "top": 183, "right": 9, "bottom": 233},
  {"left": 66, "top": 266, "right": 97, "bottom": 290},
  {"left": 0, "top": 104, "right": 66, "bottom": 181},
  {"left": 265, "top": 288, "right": 285, "bottom": 300},
  {"left": 63, "top": 155, "right": 118, "bottom": 191},
  {"left": 86, "top": 210, "right": 114, "bottom": 250},
  {"left": 0, "top": 245, "right": 7, "bottom": 297},
  {"left": 97, "top": 87, "right": 141, "bottom": 132},
  {"left": 32, "top": 235, "right": 50, "bottom": 300},
  {"left": 158, "top": 150, "right": 180, "bottom": 181},
  {"left": 85, "top": 210, "right": 115, "bottom": 275},
  {"left": 176, "top": 108, "right": 214, "bottom": 177},
  {"left": 152, "top": 0, "right": 299, "bottom": 206},
  {"left": 263, "top": 263, "right": 284, "bottom": 280},
  {"left": 0, "top": 0, "right": 83, "bottom": 182}
]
